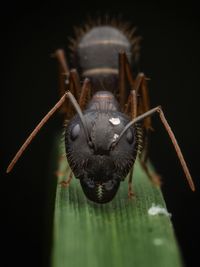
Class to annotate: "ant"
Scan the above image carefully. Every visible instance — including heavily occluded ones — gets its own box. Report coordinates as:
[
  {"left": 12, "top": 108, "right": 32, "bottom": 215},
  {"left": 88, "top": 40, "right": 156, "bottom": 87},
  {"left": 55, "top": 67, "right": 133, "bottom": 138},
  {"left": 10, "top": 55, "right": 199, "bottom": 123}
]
[{"left": 7, "top": 19, "right": 195, "bottom": 203}]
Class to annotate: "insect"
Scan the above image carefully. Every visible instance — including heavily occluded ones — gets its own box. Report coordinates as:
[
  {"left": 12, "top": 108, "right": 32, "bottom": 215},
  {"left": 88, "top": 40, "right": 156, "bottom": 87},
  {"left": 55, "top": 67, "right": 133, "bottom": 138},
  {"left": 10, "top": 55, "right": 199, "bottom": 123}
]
[{"left": 7, "top": 18, "right": 195, "bottom": 203}]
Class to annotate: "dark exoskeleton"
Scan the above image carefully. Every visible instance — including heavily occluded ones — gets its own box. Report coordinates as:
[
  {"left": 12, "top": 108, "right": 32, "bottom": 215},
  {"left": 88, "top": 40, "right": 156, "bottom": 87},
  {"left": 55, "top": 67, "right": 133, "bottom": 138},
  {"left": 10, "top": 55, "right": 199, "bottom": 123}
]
[
  {"left": 64, "top": 24, "right": 146, "bottom": 203},
  {"left": 66, "top": 91, "right": 139, "bottom": 203},
  {"left": 7, "top": 19, "right": 195, "bottom": 203}
]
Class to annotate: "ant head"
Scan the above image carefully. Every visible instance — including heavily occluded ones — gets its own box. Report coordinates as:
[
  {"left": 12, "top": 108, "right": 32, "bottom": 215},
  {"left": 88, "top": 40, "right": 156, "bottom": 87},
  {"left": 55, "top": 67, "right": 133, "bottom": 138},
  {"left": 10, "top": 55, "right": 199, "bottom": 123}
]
[{"left": 65, "top": 110, "right": 138, "bottom": 203}]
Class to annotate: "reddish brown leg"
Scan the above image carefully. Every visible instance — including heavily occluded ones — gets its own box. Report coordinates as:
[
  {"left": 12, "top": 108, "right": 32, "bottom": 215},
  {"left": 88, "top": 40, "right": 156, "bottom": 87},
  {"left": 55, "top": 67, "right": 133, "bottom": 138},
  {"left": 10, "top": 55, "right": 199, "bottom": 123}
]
[
  {"left": 52, "top": 49, "right": 69, "bottom": 95},
  {"left": 133, "top": 73, "right": 157, "bottom": 185},
  {"left": 126, "top": 91, "right": 138, "bottom": 198},
  {"left": 135, "top": 74, "right": 159, "bottom": 185},
  {"left": 139, "top": 75, "right": 152, "bottom": 131},
  {"left": 123, "top": 53, "right": 152, "bottom": 130},
  {"left": 131, "top": 90, "right": 137, "bottom": 119},
  {"left": 128, "top": 167, "right": 135, "bottom": 199},
  {"left": 116, "top": 106, "right": 195, "bottom": 191},
  {"left": 52, "top": 49, "right": 69, "bottom": 73},
  {"left": 124, "top": 93, "right": 131, "bottom": 115},
  {"left": 139, "top": 147, "right": 162, "bottom": 187},
  {"left": 123, "top": 91, "right": 138, "bottom": 198},
  {"left": 52, "top": 52, "right": 82, "bottom": 115},
  {"left": 119, "top": 53, "right": 139, "bottom": 197},
  {"left": 63, "top": 69, "right": 82, "bottom": 118},
  {"left": 59, "top": 171, "right": 73, "bottom": 188},
  {"left": 124, "top": 53, "right": 136, "bottom": 90},
  {"left": 78, "top": 78, "right": 92, "bottom": 110},
  {"left": 52, "top": 49, "right": 70, "bottom": 114},
  {"left": 121, "top": 52, "right": 160, "bottom": 186},
  {"left": 125, "top": 90, "right": 138, "bottom": 119},
  {"left": 6, "top": 89, "right": 88, "bottom": 173},
  {"left": 70, "top": 69, "right": 81, "bottom": 100}
]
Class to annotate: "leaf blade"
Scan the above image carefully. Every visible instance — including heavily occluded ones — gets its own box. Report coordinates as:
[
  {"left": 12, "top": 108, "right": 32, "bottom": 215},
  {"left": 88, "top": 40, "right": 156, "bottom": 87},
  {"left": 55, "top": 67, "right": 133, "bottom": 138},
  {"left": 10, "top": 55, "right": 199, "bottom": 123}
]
[{"left": 51, "top": 134, "right": 183, "bottom": 267}]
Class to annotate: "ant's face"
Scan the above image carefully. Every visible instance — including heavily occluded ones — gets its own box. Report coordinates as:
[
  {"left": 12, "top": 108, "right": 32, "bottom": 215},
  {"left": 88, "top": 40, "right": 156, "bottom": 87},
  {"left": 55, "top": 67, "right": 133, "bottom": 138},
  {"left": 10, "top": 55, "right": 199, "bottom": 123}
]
[{"left": 65, "top": 110, "right": 138, "bottom": 203}]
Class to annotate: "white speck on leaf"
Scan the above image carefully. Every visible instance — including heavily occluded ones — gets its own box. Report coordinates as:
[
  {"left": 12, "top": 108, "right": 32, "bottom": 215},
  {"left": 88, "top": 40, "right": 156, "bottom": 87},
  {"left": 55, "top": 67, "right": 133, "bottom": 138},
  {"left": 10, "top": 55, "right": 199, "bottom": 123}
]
[
  {"left": 153, "top": 238, "right": 164, "bottom": 246},
  {"left": 109, "top": 117, "right": 121, "bottom": 125},
  {"left": 148, "top": 203, "right": 171, "bottom": 217}
]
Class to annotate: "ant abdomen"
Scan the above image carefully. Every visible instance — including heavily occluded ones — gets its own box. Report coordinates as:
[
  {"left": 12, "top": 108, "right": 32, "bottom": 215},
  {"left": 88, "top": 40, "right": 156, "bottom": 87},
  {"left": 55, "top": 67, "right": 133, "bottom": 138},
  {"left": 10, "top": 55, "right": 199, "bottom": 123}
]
[{"left": 74, "top": 26, "right": 132, "bottom": 93}]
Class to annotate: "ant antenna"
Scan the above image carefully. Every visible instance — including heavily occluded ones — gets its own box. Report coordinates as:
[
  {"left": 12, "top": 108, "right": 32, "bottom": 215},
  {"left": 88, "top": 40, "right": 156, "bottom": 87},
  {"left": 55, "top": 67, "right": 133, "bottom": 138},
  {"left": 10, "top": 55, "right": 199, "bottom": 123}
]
[
  {"left": 7, "top": 91, "right": 90, "bottom": 173},
  {"left": 67, "top": 91, "right": 90, "bottom": 143},
  {"left": 110, "top": 106, "right": 195, "bottom": 191}
]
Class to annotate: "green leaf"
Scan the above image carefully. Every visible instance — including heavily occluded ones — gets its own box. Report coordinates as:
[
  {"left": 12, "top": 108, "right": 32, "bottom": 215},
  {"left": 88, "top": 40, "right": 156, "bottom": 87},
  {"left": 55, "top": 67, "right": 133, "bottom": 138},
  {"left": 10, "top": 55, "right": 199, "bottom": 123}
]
[{"left": 51, "top": 134, "right": 183, "bottom": 267}]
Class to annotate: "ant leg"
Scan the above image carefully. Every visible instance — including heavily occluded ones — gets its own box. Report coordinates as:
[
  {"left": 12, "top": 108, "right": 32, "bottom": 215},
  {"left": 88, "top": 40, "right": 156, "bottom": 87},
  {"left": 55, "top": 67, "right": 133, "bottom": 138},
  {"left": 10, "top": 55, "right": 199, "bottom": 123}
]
[
  {"left": 138, "top": 74, "right": 152, "bottom": 131},
  {"left": 138, "top": 136, "right": 161, "bottom": 187},
  {"left": 128, "top": 167, "right": 135, "bottom": 199},
  {"left": 70, "top": 69, "right": 81, "bottom": 100},
  {"left": 59, "top": 171, "right": 73, "bottom": 188},
  {"left": 116, "top": 106, "right": 195, "bottom": 191},
  {"left": 125, "top": 87, "right": 154, "bottom": 184},
  {"left": 52, "top": 51, "right": 81, "bottom": 114},
  {"left": 6, "top": 93, "right": 68, "bottom": 173},
  {"left": 63, "top": 69, "right": 82, "bottom": 118},
  {"left": 122, "top": 60, "right": 157, "bottom": 186},
  {"left": 139, "top": 142, "right": 162, "bottom": 187},
  {"left": 134, "top": 77, "right": 158, "bottom": 186},
  {"left": 122, "top": 55, "right": 158, "bottom": 184},
  {"left": 124, "top": 90, "right": 138, "bottom": 119},
  {"left": 6, "top": 90, "right": 90, "bottom": 173},
  {"left": 52, "top": 49, "right": 71, "bottom": 114},
  {"left": 124, "top": 55, "right": 152, "bottom": 131},
  {"left": 124, "top": 90, "right": 138, "bottom": 198},
  {"left": 52, "top": 49, "right": 69, "bottom": 96}
]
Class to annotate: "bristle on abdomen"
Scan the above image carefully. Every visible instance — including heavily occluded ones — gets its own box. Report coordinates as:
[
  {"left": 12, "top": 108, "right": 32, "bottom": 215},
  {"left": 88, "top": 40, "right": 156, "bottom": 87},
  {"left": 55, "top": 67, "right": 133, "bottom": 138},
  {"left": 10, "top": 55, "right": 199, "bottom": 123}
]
[{"left": 70, "top": 21, "right": 141, "bottom": 93}]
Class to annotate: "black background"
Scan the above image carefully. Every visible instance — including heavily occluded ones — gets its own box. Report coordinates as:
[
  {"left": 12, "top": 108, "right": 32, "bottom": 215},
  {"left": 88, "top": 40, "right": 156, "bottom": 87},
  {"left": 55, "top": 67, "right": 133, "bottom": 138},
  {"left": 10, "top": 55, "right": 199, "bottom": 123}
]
[{"left": 1, "top": 1, "right": 200, "bottom": 267}]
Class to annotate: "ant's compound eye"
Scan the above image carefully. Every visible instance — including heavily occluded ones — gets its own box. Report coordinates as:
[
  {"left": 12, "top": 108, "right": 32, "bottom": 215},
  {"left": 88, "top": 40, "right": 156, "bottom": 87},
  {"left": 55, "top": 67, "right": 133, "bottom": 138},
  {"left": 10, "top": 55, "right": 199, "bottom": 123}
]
[
  {"left": 126, "top": 129, "right": 134, "bottom": 144},
  {"left": 70, "top": 124, "right": 80, "bottom": 141}
]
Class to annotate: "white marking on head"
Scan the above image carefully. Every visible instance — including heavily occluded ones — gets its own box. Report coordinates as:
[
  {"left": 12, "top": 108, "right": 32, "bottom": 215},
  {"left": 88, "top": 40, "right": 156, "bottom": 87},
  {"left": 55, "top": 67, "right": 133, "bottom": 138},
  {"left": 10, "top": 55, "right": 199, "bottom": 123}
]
[
  {"left": 113, "top": 134, "right": 119, "bottom": 142},
  {"left": 109, "top": 117, "right": 121, "bottom": 125}
]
